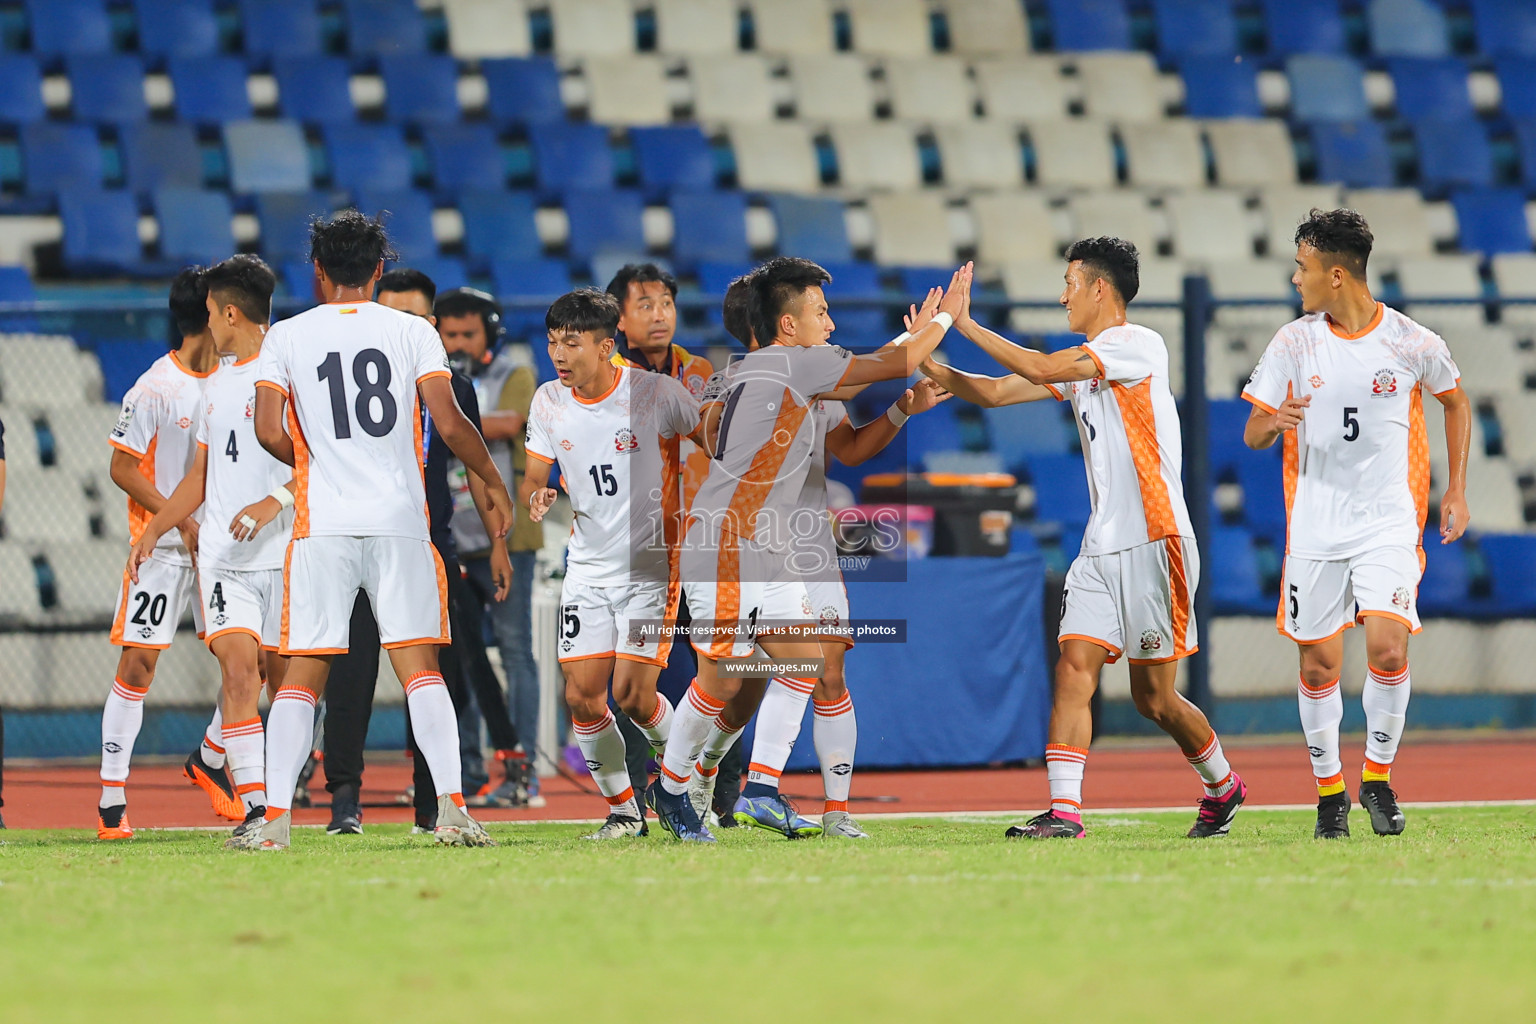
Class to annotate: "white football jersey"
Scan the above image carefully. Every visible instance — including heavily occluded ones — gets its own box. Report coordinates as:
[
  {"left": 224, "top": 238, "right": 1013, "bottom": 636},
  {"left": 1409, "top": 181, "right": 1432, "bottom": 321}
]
[
  {"left": 1045, "top": 323, "right": 1194, "bottom": 556},
  {"left": 791, "top": 398, "right": 850, "bottom": 581},
  {"left": 691, "top": 343, "right": 854, "bottom": 554},
  {"left": 255, "top": 301, "right": 452, "bottom": 540},
  {"left": 108, "top": 351, "right": 212, "bottom": 566},
  {"left": 1243, "top": 304, "right": 1461, "bottom": 561},
  {"left": 195, "top": 355, "right": 294, "bottom": 570},
  {"left": 524, "top": 364, "right": 701, "bottom": 586}
]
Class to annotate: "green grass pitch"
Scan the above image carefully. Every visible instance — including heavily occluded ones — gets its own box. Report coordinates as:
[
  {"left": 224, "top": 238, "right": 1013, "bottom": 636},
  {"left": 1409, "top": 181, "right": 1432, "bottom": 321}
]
[{"left": 2, "top": 807, "right": 1533, "bottom": 1023}]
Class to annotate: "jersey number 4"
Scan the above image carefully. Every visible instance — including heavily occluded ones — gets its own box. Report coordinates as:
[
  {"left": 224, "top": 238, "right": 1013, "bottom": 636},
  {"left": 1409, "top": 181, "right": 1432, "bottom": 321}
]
[{"left": 318, "top": 349, "right": 398, "bottom": 439}]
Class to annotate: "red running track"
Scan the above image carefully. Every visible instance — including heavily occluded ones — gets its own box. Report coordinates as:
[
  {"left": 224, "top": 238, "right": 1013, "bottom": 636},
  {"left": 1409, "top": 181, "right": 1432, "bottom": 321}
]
[{"left": 3, "top": 734, "right": 1533, "bottom": 831}]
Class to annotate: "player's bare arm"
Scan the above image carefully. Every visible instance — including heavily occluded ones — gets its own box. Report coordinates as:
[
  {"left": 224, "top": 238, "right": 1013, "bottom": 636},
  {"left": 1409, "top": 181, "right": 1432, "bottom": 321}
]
[
  {"left": 826, "top": 379, "right": 951, "bottom": 466},
  {"left": 838, "top": 266, "right": 971, "bottom": 387},
  {"left": 920, "top": 359, "right": 1050, "bottom": 407},
  {"left": 253, "top": 386, "right": 295, "bottom": 466},
  {"left": 520, "top": 454, "right": 558, "bottom": 524},
  {"left": 419, "top": 374, "right": 514, "bottom": 539},
  {"left": 127, "top": 446, "right": 208, "bottom": 582},
  {"left": 229, "top": 478, "right": 296, "bottom": 543},
  {"left": 698, "top": 400, "right": 724, "bottom": 458},
  {"left": 466, "top": 469, "right": 513, "bottom": 599},
  {"left": 1242, "top": 394, "right": 1311, "bottom": 450},
  {"left": 815, "top": 288, "right": 945, "bottom": 402},
  {"left": 1436, "top": 385, "right": 1472, "bottom": 543}
]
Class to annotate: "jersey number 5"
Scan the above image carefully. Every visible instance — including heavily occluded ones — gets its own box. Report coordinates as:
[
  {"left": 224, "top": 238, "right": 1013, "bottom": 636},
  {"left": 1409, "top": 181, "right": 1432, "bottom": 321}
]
[
  {"left": 1342, "top": 406, "right": 1359, "bottom": 443},
  {"left": 318, "top": 349, "right": 399, "bottom": 439}
]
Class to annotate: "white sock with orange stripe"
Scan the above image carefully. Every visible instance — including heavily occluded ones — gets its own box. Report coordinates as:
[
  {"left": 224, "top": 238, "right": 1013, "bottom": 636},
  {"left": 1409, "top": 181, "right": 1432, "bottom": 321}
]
[
  {"left": 1044, "top": 743, "right": 1087, "bottom": 821},
  {"left": 404, "top": 672, "right": 463, "bottom": 801},
  {"left": 813, "top": 692, "right": 856, "bottom": 813},
  {"left": 695, "top": 716, "right": 744, "bottom": 785},
  {"left": 1362, "top": 663, "right": 1410, "bottom": 782},
  {"left": 200, "top": 706, "right": 226, "bottom": 769},
  {"left": 1298, "top": 675, "right": 1344, "bottom": 796},
  {"left": 573, "top": 709, "right": 639, "bottom": 818},
  {"left": 222, "top": 716, "right": 266, "bottom": 812},
  {"left": 100, "top": 676, "right": 147, "bottom": 807},
  {"left": 743, "top": 676, "right": 814, "bottom": 798},
  {"left": 263, "top": 685, "right": 317, "bottom": 819},
  {"left": 636, "top": 694, "right": 674, "bottom": 755},
  {"left": 660, "top": 679, "right": 724, "bottom": 795},
  {"left": 1184, "top": 730, "right": 1236, "bottom": 799}
]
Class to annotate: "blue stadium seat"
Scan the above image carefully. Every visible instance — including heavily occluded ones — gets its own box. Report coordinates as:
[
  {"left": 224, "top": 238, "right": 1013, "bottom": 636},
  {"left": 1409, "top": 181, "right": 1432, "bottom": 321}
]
[
  {"left": 322, "top": 124, "right": 413, "bottom": 192},
  {"left": 59, "top": 191, "right": 140, "bottom": 273},
  {"left": 528, "top": 123, "right": 614, "bottom": 195},
  {"left": 1478, "top": 534, "right": 1536, "bottom": 613},
  {"left": 821, "top": 260, "right": 887, "bottom": 343},
  {"left": 1414, "top": 120, "right": 1495, "bottom": 192},
  {"left": 1046, "top": 0, "right": 1130, "bottom": 52},
  {"left": 134, "top": 0, "right": 220, "bottom": 60},
  {"left": 423, "top": 125, "right": 505, "bottom": 192},
  {"left": 939, "top": 332, "right": 1011, "bottom": 376},
  {"left": 342, "top": 0, "right": 426, "bottom": 57},
  {"left": 1510, "top": 118, "right": 1536, "bottom": 189},
  {"left": 1310, "top": 120, "right": 1395, "bottom": 188},
  {"left": 982, "top": 402, "right": 1074, "bottom": 470},
  {"left": 1495, "top": 58, "right": 1536, "bottom": 119},
  {"left": 482, "top": 58, "right": 565, "bottom": 126},
  {"left": 1262, "top": 0, "right": 1346, "bottom": 55},
  {"left": 563, "top": 189, "right": 645, "bottom": 265},
  {"left": 120, "top": 122, "right": 203, "bottom": 194},
  {"left": 225, "top": 120, "right": 312, "bottom": 194},
  {"left": 1369, "top": 0, "right": 1450, "bottom": 57},
  {"left": 399, "top": 256, "right": 467, "bottom": 292},
  {"left": 68, "top": 56, "right": 147, "bottom": 124},
  {"left": 489, "top": 258, "right": 571, "bottom": 340},
  {"left": 1151, "top": 0, "right": 1239, "bottom": 60},
  {"left": 1419, "top": 528, "right": 1469, "bottom": 615},
  {"left": 154, "top": 187, "right": 233, "bottom": 266},
  {"left": 380, "top": 54, "right": 460, "bottom": 125},
  {"left": 1208, "top": 399, "right": 1257, "bottom": 477},
  {"left": 902, "top": 403, "right": 964, "bottom": 467},
  {"left": 696, "top": 261, "right": 753, "bottom": 298},
  {"left": 1389, "top": 58, "right": 1473, "bottom": 122},
  {"left": 630, "top": 126, "right": 715, "bottom": 195},
  {"left": 1236, "top": 454, "right": 1287, "bottom": 543},
  {"left": 98, "top": 340, "right": 168, "bottom": 400},
  {"left": 253, "top": 190, "right": 333, "bottom": 261},
  {"left": 1026, "top": 453, "right": 1091, "bottom": 527},
  {"left": 1179, "top": 57, "right": 1262, "bottom": 118},
  {"left": 240, "top": 0, "right": 324, "bottom": 62},
  {"left": 280, "top": 259, "right": 316, "bottom": 297},
  {"left": 169, "top": 57, "right": 253, "bottom": 123},
  {"left": 1470, "top": 0, "right": 1536, "bottom": 59},
  {"left": 353, "top": 188, "right": 436, "bottom": 260},
  {"left": 0, "top": 56, "right": 45, "bottom": 125},
  {"left": 21, "top": 124, "right": 104, "bottom": 197},
  {"left": 458, "top": 190, "right": 541, "bottom": 264},
  {"left": 25, "top": 0, "right": 111, "bottom": 57},
  {"left": 1455, "top": 189, "right": 1533, "bottom": 253},
  {"left": 0, "top": 265, "right": 36, "bottom": 302},
  {"left": 274, "top": 56, "right": 356, "bottom": 124},
  {"left": 769, "top": 194, "right": 852, "bottom": 264},
  {"left": 1287, "top": 56, "right": 1369, "bottom": 122},
  {"left": 1208, "top": 526, "right": 1267, "bottom": 612},
  {"left": 671, "top": 190, "right": 749, "bottom": 269}
]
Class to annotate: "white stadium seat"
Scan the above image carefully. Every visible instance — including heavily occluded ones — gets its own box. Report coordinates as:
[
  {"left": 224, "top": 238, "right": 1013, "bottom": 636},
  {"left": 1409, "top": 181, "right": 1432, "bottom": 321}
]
[
  {"left": 1, "top": 468, "right": 92, "bottom": 542},
  {"left": 1399, "top": 255, "right": 1486, "bottom": 335},
  {"left": 933, "top": 122, "right": 1023, "bottom": 190},
  {"left": 1207, "top": 258, "right": 1297, "bottom": 328},
  {"left": 1068, "top": 190, "right": 1160, "bottom": 258},
  {"left": 654, "top": 0, "right": 740, "bottom": 55},
  {"left": 845, "top": 0, "right": 932, "bottom": 57},
  {"left": 1496, "top": 394, "right": 1536, "bottom": 463},
  {"left": 1491, "top": 252, "right": 1536, "bottom": 328},
  {"left": 866, "top": 192, "right": 954, "bottom": 266},
  {"left": 969, "top": 191, "right": 1057, "bottom": 267},
  {"left": 1446, "top": 324, "right": 1524, "bottom": 397},
  {"left": 0, "top": 335, "right": 97, "bottom": 408},
  {"left": 1259, "top": 184, "right": 1344, "bottom": 257},
  {"left": 1000, "top": 260, "right": 1073, "bottom": 332},
  {"left": 751, "top": 0, "right": 835, "bottom": 56},
  {"left": 830, "top": 123, "right": 923, "bottom": 191},
  {"left": 688, "top": 54, "right": 776, "bottom": 124},
  {"left": 943, "top": 0, "right": 1031, "bottom": 56},
  {"left": 1121, "top": 119, "right": 1206, "bottom": 189},
  {"left": 1345, "top": 189, "right": 1435, "bottom": 257},
  {"left": 1129, "top": 257, "right": 1186, "bottom": 364},
  {"left": 1074, "top": 52, "right": 1165, "bottom": 122},
  {"left": 1464, "top": 460, "right": 1526, "bottom": 532},
  {"left": 0, "top": 406, "right": 39, "bottom": 468},
  {"left": 1165, "top": 190, "right": 1255, "bottom": 260},
  {"left": 789, "top": 55, "right": 876, "bottom": 123},
  {"left": 1205, "top": 119, "right": 1298, "bottom": 187},
  {"left": 975, "top": 58, "right": 1071, "bottom": 122},
  {"left": 885, "top": 56, "right": 975, "bottom": 122},
  {"left": 0, "top": 543, "right": 41, "bottom": 617},
  {"left": 582, "top": 56, "right": 671, "bottom": 125},
  {"left": 728, "top": 122, "right": 821, "bottom": 192},
  {"left": 45, "top": 403, "right": 122, "bottom": 474},
  {"left": 548, "top": 0, "right": 635, "bottom": 57},
  {"left": 441, "top": 0, "right": 532, "bottom": 59},
  {"left": 48, "top": 539, "right": 126, "bottom": 617},
  {"left": 1028, "top": 119, "right": 1116, "bottom": 188}
]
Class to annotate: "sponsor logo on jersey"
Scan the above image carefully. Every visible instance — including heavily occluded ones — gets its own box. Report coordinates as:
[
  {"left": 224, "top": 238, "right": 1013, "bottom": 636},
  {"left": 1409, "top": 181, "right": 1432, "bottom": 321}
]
[
  {"left": 584, "top": 759, "right": 602, "bottom": 772},
  {"left": 212, "top": 613, "right": 228, "bottom": 627},
  {"left": 113, "top": 401, "right": 136, "bottom": 436},
  {"left": 560, "top": 637, "right": 574, "bottom": 653},
  {"left": 559, "top": 439, "right": 574, "bottom": 451},
  {"left": 103, "top": 741, "right": 123, "bottom": 754},
  {"left": 1086, "top": 378, "right": 1101, "bottom": 394},
  {"left": 830, "top": 762, "right": 852, "bottom": 776},
  {"left": 1370, "top": 730, "right": 1392, "bottom": 744},
  {"left": 138, "top": 625, "right": 155, "bottom": 639},
  {"left": 1371, "top": 369, "right": 1398, "bottom": 398},
  {"left": 1308, "top": 375, "right": 1325, "bottom": 389},
  {"left": 1139, "top": 629, "right": 1163, "bottom": 653},
  {"left": 1392, "top": 586, "right": 1411, "bottom": 610},
  {"left": 177, "top": 417, "right": 192, "bottom": 429},
  {"left": 614, "top": 427, "right": 639, "bottom": 454}
]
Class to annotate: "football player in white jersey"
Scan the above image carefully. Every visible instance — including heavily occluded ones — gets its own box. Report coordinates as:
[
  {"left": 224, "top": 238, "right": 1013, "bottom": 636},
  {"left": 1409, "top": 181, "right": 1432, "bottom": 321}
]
[
  {"left": 1242, "top": 209, "right": 1470, "bottom": 839},
  {"left": 921, "top": 239, "right": 1247, "bottom": 840},
  {"left": 246, "top": 211, "right": 514, "bottom": 850},
  {"left": 127, "top": 256, "right": 295, "bottom": 847},
  {"left": 648, "top": 258, "right": 969, "bottom": 842},
  {"left": 522, "top": 289, "right": 703, "bottom": 839},
  {"left": 98, "top": 267, "right": 238, "bottom": 839}
]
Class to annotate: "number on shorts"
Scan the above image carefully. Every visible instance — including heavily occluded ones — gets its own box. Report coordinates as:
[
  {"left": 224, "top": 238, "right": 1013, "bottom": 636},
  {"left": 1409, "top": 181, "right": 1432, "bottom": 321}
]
[
  {"left": 587, "top": 463, "right": 618, "bottom": 496},
  {"left": 561, "top": 605, "right": 580, "bottom": 639},
  {"left": 209, "top": 582, "right": 226, "bottom": 613},
  {"left": 317, "top": 349, "right": 399, "bottom": 439},
  {"left": 225, "top": 430, "right": 238, "bottom": 462},
  {"left": 131, "top": 592, "right": 168, "bottom": 626},
  {"left": 1288, "top": 582, "right": 1299, "bottom": 623},
  {"left": 1342, "top": 406, "right": 1359, "bottom": 442}
]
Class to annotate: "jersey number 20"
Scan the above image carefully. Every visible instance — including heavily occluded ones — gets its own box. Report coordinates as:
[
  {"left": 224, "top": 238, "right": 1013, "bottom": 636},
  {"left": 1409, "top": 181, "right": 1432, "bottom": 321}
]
[{"left": 318, "top": 349, "right": 398, "bottom": 439}]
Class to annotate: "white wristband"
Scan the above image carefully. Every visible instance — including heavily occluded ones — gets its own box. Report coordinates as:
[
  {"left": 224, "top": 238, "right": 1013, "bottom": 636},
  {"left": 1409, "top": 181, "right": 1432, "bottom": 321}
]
[
  {"left": 931, "top": 311, "right": 954, "bottom": 333},
  {"left": 269, "top": 485, "right": 295, "bottom": 509},
  {"left": 889, "top": 331, "right": 912, "bottom": 347},
  {"left": 886, "top": 403, "right": 909, "bottom": 427}
]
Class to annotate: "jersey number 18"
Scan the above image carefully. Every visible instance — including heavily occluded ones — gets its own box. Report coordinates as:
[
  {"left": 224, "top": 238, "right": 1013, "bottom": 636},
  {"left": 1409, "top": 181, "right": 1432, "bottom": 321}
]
[{"left": 317, "top": 349, "right": 399, "bottom": 439}]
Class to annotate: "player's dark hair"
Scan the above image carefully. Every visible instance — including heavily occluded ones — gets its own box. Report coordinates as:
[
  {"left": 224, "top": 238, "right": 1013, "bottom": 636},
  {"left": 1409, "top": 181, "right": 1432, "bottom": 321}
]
[
  {"left": 748, "top": 257, "right": 831, "bottom": 348},
  {"left": 722, "top": 273, "right": 757, "bottom": 349},
  {"left": 205, "top": 254, "right": 276, "bottom": 326},
  {"left": 308, "top": 208, "right": 397, "bottom": 288},
  {"left": 1064, "top": 236, "right": 1139, "bottom": 304},
  {"left": 435, "top": 286, "right": 504, "bottom": 340},
  {"left": 377, "top": 267, "right": 437, "bottom": 307},
  {"left": 605, "top": 262, "right": 678, "bottom": 309},
  {"left": 546, "top": 288, "right": 620, "bottom": 337},
  {"left": 168, "top": 265, "right": 209, "bottom": 343},
  {"left": 1294, "top": 207, "right": 1373, "bottom": 278}
]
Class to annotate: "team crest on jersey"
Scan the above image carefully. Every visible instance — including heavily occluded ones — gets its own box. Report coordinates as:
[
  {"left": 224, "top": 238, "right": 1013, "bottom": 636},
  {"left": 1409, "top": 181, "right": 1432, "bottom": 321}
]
[
  {"left": 819, "top": 606, "right": 840, "bottom": 627},
  {"left": 1371, "top": 369, "right": 1398, "bottom": 398},
  {"left": 801, "top": 593, "right": 815, "bottom": 617},
  {"left": 686, "top": 375, "right": 705, "bottom": 398},
  {"left": 625, "top": 624, "right": 645, "bottom": 649},
  {"left": 244, "top": 397, "right": 254, "bottom": 419},
  {"left": 614, "top": 428, "right": 639, "bottom": 454},
  {"left": 1139, "top": 629, "right": 1163, "bottom": 653},
  {"left": 1392, "top": 587, "right": 1412, "bottom": 610}
]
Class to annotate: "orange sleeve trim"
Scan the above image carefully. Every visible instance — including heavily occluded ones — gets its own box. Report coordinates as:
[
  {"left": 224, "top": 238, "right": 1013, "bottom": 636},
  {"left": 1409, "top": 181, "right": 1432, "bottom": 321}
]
[
  {"left": 416, "top": 369, "right": 452, "bottom": 384},
  {"left": 1044, "top": 382, "right": 1065, "bottom": 401},
  {"left": 1241, "top": 392, "right": 1278, "bottom": 415},
  {"left": 1431, "top": 380, "right": 1462, "bottom": 398},
  {"left": 255, "top": 380, "right": 289, "bottom": 398},
  {"left": 526, "top": 449, "right": 556, "bottom": 465},
  {"left": 1356, "top": 609, "right": 1423, "bottom": 635},
  {"left": 1079, "top": 345, "right": 1106, "bottom": 378},
  {"left": 108, "top": 438, "right": 147, "bottom": 458},
  {"left": 196, "top": 441, "right": 209, "bottom": 451}
]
